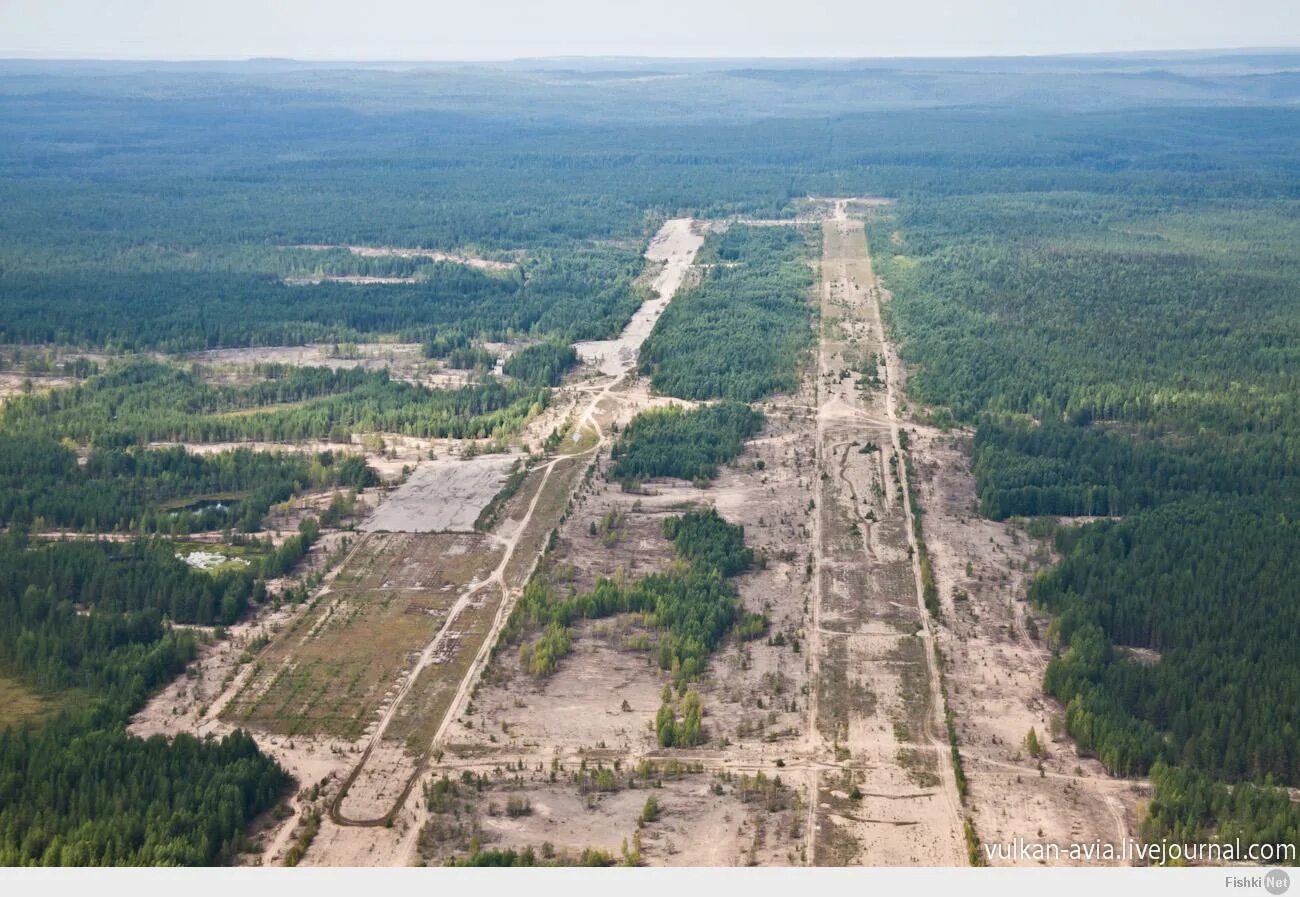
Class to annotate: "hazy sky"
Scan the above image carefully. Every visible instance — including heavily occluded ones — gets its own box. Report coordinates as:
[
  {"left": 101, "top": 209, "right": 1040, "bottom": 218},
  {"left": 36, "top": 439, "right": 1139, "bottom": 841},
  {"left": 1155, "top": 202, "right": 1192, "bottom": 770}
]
[{"left": 2, "top": 0, "right": 1298, "bottom": 60}]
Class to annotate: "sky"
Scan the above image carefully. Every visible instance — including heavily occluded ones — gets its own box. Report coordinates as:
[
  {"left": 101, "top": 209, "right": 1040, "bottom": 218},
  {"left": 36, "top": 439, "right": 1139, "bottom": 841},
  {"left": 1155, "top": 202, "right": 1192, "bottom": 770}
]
[{"left": 1, "top": 0, "right": 1298, "bottom": 60}]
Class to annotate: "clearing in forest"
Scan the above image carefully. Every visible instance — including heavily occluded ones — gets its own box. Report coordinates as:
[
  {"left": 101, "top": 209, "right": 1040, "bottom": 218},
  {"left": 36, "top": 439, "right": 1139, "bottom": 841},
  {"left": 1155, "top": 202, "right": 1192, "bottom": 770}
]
[
  {"left": 575, "top": 217, "right": 705, "bottom": 377},
  {"left": 803, "top": 207, "right": 966, "bottom": 865},
  {"left": 0, "top": 675, "right": 51, "bottom": 728},
  {"left": 289, "top": 244, "right": 519, "bottom": 271},
  {"left": 361, "top": 456, "right": 518, "bottom": 533},
  {"left": 221, "top": 532, "right": 502, "bottom": 740}
]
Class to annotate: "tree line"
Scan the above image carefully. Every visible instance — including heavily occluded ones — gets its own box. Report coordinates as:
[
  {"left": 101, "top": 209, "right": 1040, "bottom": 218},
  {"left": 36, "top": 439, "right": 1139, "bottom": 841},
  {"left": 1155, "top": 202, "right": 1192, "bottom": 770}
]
[
  {"left": 0, "top": 432, "right": 372, "bottom": 533},
  {"left": 868, "top": 166, "right": 1300, "bottom": 854},
  {"left": 4, "top": 359, "right": 547, "bottom": 445},
  {"left": 0, "top": 528, "right": 295, "bottom": 864}
]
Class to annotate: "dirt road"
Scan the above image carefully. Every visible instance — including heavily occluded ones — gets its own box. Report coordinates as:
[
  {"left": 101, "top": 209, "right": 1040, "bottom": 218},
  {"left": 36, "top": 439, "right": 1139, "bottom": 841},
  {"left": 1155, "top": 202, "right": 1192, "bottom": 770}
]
[
  {"left": 575, "top": 218, "right": 704, "bottom": 377},
  {"left": 801, "top": 199, "right": 966, "bottom": 864}
]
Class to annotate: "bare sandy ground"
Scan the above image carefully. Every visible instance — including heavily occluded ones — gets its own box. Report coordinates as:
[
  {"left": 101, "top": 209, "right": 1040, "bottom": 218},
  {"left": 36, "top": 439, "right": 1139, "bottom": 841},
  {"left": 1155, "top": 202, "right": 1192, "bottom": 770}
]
[
  {"left": 0, "top": 372, "right": 78, "bottom": 401},
  {"left": 289, "top": 244, "right": 519, "bottom": 271},
  {"left": 284, "top": 275, "right": 424, "bottom": 285},
  {"left": 361, "top": 456, "right": 517, "bottom": 533},
  {"left": 189, "top": 344, "right": 423, "bottom": 368},
  {"left": 410, "top": 774, "right": 802, "bottom": 867},
  {"left": 151, "top": 434, "right": 458, "bottom": 483},
  {"left": 446, "top": 388, "right": 813, "bottom": 756},
  {"left": 908, "top": 424, "right": 1145, "bottom": 864},
  {"left": 575, "top": 218, "right": 705, "bottom": 376},
  {"left": 186, "top": 343, "right": 481, "bottom": 393},
  {"left": 840, "top": 195, "right": 1145, "bottom": 863},
  {"left": 803, "top": 208, "right": 966, "bottom": 865}
]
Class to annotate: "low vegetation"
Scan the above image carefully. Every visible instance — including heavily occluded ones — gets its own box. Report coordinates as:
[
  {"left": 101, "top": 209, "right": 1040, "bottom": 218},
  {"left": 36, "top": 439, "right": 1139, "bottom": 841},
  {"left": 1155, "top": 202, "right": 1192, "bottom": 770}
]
[
  {"left": 504, "top": 509, "right": 764, "bottom": 687},
  {"left": 474, "top": 461, "right": 527, "bottom": 533}
]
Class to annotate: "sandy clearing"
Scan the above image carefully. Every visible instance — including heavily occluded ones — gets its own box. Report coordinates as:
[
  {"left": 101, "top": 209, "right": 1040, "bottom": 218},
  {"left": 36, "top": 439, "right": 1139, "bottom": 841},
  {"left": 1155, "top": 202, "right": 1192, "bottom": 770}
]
[
  {"left": 151, "top": 434, "right": 449, "bottom": 482},
  {"left": 187, "top": 343, "right": 424, "bottom": 369},
  {"left": 289, "top": 244, "right": 519, "bottom": 271},
  {"left": 185, "top": 343, "right": 484, "bottom": 393},
  {"left": 908, "top": 424, "right": 1145, "bottom": 864},
  {"left": 361, "top": 456, "right": 518, "bottom": 533},
  {"left": 284, "top": 275, "right": 424, "bottom": 285},
  {"left": 416, "top": 774, "right": 800, "bottom": 867},
  {"left": 802, "top": 206, "right": 966, "bottom": 865},
  {"left": 0, "top": 372, "right": 78, "bottom": 402},
  {"left": 844, "top": 186, "right": 1145, "bottom": 864},
  {"left": 575, "top": 218, "right": 705, "bottom": 377}
]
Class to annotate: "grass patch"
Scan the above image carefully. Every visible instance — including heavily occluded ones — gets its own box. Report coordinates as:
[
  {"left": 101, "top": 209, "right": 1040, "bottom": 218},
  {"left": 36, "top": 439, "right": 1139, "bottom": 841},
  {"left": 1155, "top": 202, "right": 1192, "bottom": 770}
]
[{"left": 0, "top": 675, "right": 53, "bottom": 728}]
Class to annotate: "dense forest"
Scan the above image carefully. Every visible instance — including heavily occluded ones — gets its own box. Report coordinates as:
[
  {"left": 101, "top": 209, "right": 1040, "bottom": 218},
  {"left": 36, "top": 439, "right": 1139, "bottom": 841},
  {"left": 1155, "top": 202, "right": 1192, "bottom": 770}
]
[
  {"left": 0, "top": 723, "right": 287, "bottom": 866},
  {"left": 867, "top": 162, "right": 1300, "bottom": 847},
  {"left": 638, "top": 226, "right": 816, "bottom": 401},
  {"left": 609, "top": 401, "right": 763, "bottom": 485},
  {"left": 1140, "top": 762, "right": 1300, "bottom": 863},
  {"left": 0, "top": 432, "right": 372, "bottom": 532},
  {"left": 0, "top": 524, "right": 320, "bottom": 699},
  {"left": 501, "top": 342, "right": 580, "bottom": 387},
  {"left": 1034, "top": 498, "right": 1300, "bottom": 783},
  {"left": 0, "top": 530, "right": 292, "bottom": 864},
  {"left": 0, "top": 249, "right": 644, "bottom": 353}
]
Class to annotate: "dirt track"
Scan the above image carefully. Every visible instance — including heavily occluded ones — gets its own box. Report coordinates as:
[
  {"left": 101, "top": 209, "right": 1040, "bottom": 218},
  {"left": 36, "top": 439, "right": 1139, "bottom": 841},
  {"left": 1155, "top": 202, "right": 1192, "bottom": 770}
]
[
  {"left": 801, "top": 203, "right": 965, "bottom": 864},
  {"left": 575, "top": 218, "right": 704, "bottom": 377}
]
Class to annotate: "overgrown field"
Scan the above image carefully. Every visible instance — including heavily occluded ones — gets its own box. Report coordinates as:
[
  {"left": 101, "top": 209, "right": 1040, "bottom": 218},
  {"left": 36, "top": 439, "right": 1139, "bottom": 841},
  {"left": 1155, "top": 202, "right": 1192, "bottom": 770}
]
[{"left": 222, "top": 532, "right": 502, "bottom": 739}]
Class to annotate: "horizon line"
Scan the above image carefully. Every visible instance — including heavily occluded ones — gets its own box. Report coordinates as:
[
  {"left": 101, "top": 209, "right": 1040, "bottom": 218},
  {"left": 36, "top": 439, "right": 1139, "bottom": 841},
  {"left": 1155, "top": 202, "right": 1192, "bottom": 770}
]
[{"left": 2, "top": 44, "right": 1300, "bottom": 66}]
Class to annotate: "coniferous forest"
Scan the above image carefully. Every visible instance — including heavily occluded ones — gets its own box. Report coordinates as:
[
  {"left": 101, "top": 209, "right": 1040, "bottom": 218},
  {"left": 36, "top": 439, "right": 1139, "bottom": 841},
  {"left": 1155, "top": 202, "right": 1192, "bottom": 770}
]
[
  {"left": 609, "top": 402, "right": 764, "bottom": 485},
  {"left": 868, "top": 164, "right": 1300, "bottom": 850},
  {"left": 638, "top": 226, "right": 815, "bottom": 402},
  {"left": 0, "top": 531, "right": 290, "bottom": 864}
]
